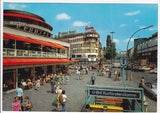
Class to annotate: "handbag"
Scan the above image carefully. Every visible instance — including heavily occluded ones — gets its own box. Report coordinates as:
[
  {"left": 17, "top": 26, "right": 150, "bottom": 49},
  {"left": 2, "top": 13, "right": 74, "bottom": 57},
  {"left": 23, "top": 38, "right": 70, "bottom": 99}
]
[{"left": 54, "top": 97, "right": 58, "bottom": 103}]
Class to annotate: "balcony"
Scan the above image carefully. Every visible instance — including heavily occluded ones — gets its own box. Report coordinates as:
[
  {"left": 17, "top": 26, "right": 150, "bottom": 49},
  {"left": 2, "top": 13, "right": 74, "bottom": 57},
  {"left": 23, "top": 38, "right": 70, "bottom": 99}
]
[{"left": 3, "top": 48, "right": 67, "bottom": 58}]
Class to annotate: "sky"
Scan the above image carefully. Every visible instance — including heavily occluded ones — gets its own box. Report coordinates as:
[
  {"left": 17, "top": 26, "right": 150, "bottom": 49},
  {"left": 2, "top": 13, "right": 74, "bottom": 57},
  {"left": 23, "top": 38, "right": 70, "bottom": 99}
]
[{"left": 3, "top": 3, "right": 158, "bottom": 52}]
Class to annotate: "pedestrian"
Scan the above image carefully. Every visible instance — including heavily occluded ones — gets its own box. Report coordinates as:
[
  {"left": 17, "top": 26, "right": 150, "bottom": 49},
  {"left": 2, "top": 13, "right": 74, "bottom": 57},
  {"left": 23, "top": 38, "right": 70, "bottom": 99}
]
[
  {"left": 86, "top": 68, "right": 88, "bottom": 75},
  {"left": 139, "top": 77, "right": 145, "bottom": 88},
  {"left": 11, "top": 96, "right": 22, "bottom": 111},
  {"left": 77, "top": 69, "right": 80, "bottom": 80},
  {"left": 114, "top": 71, "right": 117, "bottom": 81},
  {"left": 109, "top": 70, "right": 111, "bottom": 78},
  {"left": 16, "top": 83, "right": 23, "bottom": 103},
  {"left": 42, "top": 73, "right": 46, "bottom": 85},
  {"left": 61, "top": 74, "right": 65, "bottom": 85},
  {"left": 91, "top": 73, "right": 96, "bottom": 85},
  {"left": 65, "top": 74, "right": 69, "bottom": 84},
  {"left": 55, "top": 81, "right": 60, "bottom": 93},
  {"left": 36, "top": 76, "right": 41, "bottom": 91},
  {"left": 50, "top": 77, "right": 56, "bottom": 93},
  {"left": 80, "top": 70, "right": 83, "bottom": 80},
  {"left": 61, "top": 90, "right": 70, "bottom": 112},
  {"left": 83, "top": 68, "right": 86, "bottom": 75},
  {"left": 22, "top": 96, "right": 32, "bottom": 111},
  {"left": 56, "top": 86, "right": 62, "bottom": 108},
  {"left": 59, "top": 73, "right": 62, "bottom": 85}
]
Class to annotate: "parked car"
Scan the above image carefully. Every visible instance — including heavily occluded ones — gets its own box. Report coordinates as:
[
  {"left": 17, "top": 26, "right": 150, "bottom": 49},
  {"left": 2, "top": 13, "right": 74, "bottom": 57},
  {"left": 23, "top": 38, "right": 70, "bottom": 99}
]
[
  {"left": 132, "top": 66, "right": 145, "bottom": 72},
  {"left": 141, "top": 66, "right": 151, "bottom": 71},
  {"left": 139, "top": 82, "right": 157, "bottom": 100},
  {"left": 149, "top": 68, "right": 157, "bottom": 74},
  {"left": 112, "top": 63, "right": 121, "bottom": 68},
  {"left": 69, "top": 65, "right": 74, "bottom": 69},
  {"left": 88, "top": 65, "right": 97, "bottom": 69}
]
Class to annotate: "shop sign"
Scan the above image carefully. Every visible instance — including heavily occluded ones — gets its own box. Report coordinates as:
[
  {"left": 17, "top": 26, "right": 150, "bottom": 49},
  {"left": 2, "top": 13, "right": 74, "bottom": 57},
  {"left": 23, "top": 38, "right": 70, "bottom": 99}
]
[
  {"left": 104, "top": 98, "right": 123, "bottom": 103},
  {"left": 89, "top": 89, "right": 141, "bottom": 100},
  {"left": 85, "top": 26, "right": 94, "bottom": 30},
  {"left": 60, "top": 30, "right": 76, "bottom": 36}
]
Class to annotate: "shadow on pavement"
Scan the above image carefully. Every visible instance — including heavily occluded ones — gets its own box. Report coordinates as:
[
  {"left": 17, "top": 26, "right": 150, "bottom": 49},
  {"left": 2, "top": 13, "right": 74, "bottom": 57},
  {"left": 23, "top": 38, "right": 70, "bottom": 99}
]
[
  {"left": 46, "top": 91, "right": 52, "bottom": 93},
  {"left": 52, "top": 109, "right": 60, "bottom": 112},
  {"left": 52, "top": 102, "right": 57, "bottom": 107}
]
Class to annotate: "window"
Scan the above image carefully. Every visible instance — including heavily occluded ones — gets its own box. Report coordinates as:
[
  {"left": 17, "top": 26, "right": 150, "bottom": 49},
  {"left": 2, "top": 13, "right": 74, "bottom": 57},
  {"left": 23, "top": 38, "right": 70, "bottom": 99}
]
[
  {"left": 72, "top": 55, "right": 75, "bottom": 58},
  {"left": 77, "top": 55, "right": 81, "bottom": 58}
]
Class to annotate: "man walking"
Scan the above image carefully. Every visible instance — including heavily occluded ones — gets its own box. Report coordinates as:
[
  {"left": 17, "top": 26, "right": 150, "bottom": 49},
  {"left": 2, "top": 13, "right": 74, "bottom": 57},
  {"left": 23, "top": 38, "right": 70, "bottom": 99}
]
[
  {"left": 77, "top": 69, "right": 80, "bottom": 80},
  {"left": 50, "top": 77, "right": 56, "bottom": 93},
  {"left": 16, "top": 83, "right": 24, "bottom": 103},
  {"left": 91, "top": 73, "right": 96, "bottom": 85}
]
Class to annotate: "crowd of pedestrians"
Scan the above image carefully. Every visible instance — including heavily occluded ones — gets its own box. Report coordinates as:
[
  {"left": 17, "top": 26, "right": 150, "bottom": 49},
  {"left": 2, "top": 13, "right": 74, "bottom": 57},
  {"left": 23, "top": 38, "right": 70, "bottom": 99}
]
[
  {"left": 11, "top": 63, "right": 123, "bottom": 112},
  {"left": 11, "top": 71, "right": 72, "bottom": 112},
  {"left": 12, "top": 83, "right": 33, "bottom": 111}
]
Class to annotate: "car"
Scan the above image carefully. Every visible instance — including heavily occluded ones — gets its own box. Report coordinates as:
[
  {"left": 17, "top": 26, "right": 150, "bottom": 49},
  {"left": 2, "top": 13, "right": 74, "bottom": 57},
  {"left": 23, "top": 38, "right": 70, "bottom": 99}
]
[
  {"left": 149, "top": 68, "right": 157, "bottom": 74},
  {"left": 112, "top": 63, "right": 121, "bottom": 68},
  {"left": 141, "top": 66, "right": 151, "bottom": 71},
  {"left": 140, "top": 82, "right": 157, "bottom": 100},
  {"left": 88, "top": 65, "right": 97, "bottom": 70},
  {"left": 69, "top": 65, "right": 74, "bottom": 69},
  {"left": 132, "top": 66, "right": 145, "bottom": 72}
]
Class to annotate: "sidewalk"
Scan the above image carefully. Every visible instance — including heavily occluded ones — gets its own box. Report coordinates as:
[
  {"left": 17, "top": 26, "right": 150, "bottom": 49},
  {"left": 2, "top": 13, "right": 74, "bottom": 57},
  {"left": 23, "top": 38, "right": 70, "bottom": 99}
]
[{"left": 2, "top": 69, "right": 156, "bottom": 112}]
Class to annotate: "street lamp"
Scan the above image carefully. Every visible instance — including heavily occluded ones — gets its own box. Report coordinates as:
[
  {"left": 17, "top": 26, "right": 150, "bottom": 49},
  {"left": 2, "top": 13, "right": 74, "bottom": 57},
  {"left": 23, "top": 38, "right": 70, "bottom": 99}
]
[
  {"left": 110, "top": 31, "right": 115, "bottom": 64},
  {"left": 126, "top": 25, "right": 153, "bottom": 80}
]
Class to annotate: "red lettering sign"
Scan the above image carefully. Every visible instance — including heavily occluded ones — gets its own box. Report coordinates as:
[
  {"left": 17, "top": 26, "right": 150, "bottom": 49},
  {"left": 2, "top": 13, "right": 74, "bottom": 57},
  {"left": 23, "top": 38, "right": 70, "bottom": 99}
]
[
  {"left": 85, "top": 26, "right": 94, "bottom": 30},
  {"left": 104, "top": 98, "right": 123, "bottom": 103}
]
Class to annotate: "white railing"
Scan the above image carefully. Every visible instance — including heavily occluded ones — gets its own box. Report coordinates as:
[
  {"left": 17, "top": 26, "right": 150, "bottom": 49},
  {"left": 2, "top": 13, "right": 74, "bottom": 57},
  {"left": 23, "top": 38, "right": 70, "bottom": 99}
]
[{"left": 3, "top": 48, "right": 67, "bottom": 58}]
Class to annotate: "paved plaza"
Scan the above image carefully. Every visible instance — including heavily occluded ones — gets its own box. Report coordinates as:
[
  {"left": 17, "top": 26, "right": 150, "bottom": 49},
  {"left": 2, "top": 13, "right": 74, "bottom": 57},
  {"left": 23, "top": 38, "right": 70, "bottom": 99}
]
[{"left": 2, "top": 68, "right": 157, "bottom": 112}]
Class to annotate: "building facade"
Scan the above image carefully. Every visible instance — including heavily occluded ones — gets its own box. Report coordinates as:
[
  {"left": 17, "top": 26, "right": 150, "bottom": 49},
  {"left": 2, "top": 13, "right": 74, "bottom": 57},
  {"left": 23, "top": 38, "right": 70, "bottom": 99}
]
[
  {"left": 134, "top": 38, "right": 147, "bottom": 46},
  {"left": 3, "top": 10, "right": 74, "bottom": 91},
  {"left": 136, "top": 32, "right": 157, "bottom": 66},
  {"left": 54, "top": 30, "right": 101, "bottom": 62}
]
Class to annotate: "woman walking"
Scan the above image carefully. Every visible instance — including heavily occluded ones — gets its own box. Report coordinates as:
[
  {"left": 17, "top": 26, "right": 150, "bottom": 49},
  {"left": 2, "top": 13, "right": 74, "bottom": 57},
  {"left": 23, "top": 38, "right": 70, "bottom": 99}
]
[
  {"left": 56, "top": 86, "right": 62, "bottom": 108},
  {"left": 11, "top": 96, "right": 22, "bottom": 111},
  {"left": 36, "top": 76, "right": 41, "bottom": 91}
]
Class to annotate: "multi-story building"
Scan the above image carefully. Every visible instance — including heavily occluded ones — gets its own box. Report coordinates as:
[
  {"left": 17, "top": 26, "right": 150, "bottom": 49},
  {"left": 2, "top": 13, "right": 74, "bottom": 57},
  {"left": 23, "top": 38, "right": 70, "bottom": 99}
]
[
  {"left": 134, "top": 38, "right": 147, "bottom": 46},
  {"left": 3, "top": 10, "right": 74, "bottom": 91},
  {"left": 54, "top": 30, "right": 101, "bottom": 62},
  {"left": 137, "top": 32, "right": 157, "bottom": 66}
]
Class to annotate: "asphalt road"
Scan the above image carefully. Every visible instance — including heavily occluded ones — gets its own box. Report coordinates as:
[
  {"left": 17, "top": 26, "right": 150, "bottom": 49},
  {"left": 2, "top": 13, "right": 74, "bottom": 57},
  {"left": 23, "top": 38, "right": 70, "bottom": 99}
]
[{"left": 2, "top": 68, "right": 157, "bottom": 112}]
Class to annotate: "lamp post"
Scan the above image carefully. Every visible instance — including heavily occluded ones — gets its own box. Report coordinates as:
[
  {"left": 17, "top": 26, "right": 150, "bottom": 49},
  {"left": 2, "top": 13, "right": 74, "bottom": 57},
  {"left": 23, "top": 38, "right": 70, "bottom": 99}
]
[
  {"left": 126, "top": 25, "right": 153, "bottom": 80},
  {"left": 110, "top": 31, "right": 115, "bottom": 64}
]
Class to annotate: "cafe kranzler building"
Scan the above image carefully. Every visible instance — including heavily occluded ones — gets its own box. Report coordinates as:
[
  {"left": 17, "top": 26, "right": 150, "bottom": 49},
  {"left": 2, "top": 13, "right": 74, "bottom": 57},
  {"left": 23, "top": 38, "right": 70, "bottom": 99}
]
[{"left": 3, "top": 10, "right": 76, "bottom": 91}]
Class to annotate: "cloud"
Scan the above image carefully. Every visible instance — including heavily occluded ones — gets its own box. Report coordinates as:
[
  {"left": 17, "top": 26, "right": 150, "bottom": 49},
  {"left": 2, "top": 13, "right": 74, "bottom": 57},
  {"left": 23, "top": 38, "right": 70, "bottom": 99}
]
[
  {"left": 134, "top": 19, "right": 139, "bottom": 23},
  {"left": 7, "top": 3, "right": 27, "bottom": 9},
  {"left": 149, "top": 27, "right": 157, "bottom": 31},
  {"left": 56, "top": 13, "right": 71, "bottom": 20},
  {"left": 124, "top": 38, "right": 135, "bottom": 43},
  {"left": 113, "top": 39, "right": 119, "bottom": 43},
  {"left": 120, "top": 24, "right": 126, "bottom": 27},
  {"left": 73, "top": 21, "right": 90, "bottom": 27},
  {"left": 124, "top": 10, "right": 141, "bottom": 16}
]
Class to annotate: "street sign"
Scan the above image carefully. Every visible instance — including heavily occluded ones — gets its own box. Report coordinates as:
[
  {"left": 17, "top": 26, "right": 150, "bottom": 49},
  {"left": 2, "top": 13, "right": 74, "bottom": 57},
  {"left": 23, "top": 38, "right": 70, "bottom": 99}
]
[
  {"left": 89, "top": 89, "right": 141, "bottom": 100},
  {"left": 120, "top": 58, "right": 127, "bottom": 67}
]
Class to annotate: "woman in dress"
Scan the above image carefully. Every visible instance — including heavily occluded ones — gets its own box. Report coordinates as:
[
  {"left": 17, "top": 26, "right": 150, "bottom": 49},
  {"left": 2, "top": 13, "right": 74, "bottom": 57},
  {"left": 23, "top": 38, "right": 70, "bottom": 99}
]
[
  {"left": 36, "top": 76, "right": 41, "bottom": 91},
  {"left": 11, "top": 96, "right": 21, "bottom": 111},
  {"left": 56, "top": 86, "right": 62, "bottom": 108}
]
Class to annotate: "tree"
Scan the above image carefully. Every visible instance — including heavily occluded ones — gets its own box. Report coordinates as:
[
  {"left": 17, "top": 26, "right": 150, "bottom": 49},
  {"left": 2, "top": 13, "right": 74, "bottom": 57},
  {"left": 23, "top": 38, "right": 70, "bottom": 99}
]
[{"left": 104, "top": 47, "right": 117, "bottom": 60}]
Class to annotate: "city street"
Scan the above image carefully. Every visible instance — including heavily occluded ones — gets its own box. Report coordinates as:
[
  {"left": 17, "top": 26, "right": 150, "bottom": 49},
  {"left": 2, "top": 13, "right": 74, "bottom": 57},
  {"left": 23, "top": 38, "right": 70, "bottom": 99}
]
[{"left": 3, "top": 67, "right": 157, "bottom": 112}]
